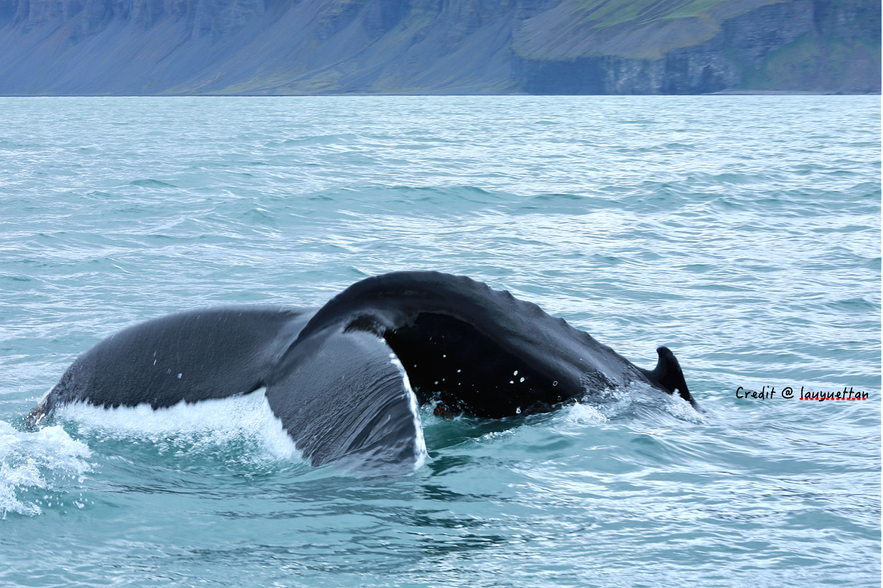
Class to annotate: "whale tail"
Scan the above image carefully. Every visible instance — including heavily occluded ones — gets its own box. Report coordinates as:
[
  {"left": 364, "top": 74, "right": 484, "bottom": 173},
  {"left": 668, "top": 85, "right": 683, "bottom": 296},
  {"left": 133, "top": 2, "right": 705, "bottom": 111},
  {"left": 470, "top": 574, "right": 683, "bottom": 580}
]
[
  {"left": 267, "top": 327, "right": 427, "bottom": 473},
  {"left": 641, "top": 347, "right": 696, "bottom": 408},
  {"left": 24, "top": 391, "right": 53, "bottom": 430}
]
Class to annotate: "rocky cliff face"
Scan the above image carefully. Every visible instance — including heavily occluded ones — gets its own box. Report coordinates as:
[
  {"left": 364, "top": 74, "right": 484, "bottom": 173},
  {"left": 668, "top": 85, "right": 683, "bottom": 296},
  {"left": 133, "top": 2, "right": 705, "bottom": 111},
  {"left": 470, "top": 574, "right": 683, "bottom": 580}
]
[
  {"left": 513, "top": 0, "right": 879, "bottom": 93},
  {"left": 0, "top": 0, "right": 878, "bottom": 94}
]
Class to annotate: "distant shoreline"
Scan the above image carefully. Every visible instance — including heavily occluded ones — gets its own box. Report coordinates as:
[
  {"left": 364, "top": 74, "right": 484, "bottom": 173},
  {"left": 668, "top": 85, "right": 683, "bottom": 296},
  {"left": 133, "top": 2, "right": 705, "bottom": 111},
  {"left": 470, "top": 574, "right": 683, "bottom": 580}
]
[{"left": 0, "top": 91, "right": 878, "bottom": 98}]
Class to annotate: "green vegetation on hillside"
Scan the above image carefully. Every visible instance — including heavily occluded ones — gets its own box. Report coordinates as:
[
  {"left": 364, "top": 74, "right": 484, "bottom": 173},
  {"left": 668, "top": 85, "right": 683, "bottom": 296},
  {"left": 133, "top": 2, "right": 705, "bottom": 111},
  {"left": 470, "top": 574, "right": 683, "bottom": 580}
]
[
  {"left": 744, "top": 32, "right": 882, "bottom": 91},
  {"left": 575, "top": 0, "right": 732, "bottom": 29}
]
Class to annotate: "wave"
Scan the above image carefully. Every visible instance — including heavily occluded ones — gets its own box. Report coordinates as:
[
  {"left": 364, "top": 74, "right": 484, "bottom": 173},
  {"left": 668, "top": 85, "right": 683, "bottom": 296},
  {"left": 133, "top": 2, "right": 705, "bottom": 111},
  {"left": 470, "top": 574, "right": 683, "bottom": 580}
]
[{"left": 0, "top": 421, "right": 91, "bottom": 518}]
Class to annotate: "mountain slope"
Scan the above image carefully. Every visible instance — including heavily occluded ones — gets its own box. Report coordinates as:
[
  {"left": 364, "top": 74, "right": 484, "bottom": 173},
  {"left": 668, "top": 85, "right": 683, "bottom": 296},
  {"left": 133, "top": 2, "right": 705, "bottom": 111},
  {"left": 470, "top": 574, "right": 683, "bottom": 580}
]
[{"left": 0, "top": 0, "right": 878, "bottom": 94}]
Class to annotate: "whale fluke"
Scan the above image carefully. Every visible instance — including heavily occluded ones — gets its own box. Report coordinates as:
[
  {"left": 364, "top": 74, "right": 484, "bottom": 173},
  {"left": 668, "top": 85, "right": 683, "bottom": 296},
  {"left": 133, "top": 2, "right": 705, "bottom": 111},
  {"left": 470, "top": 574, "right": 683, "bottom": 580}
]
[
  {"left": 24, "top": 272, "right": 697, "bottom": 470},
  {"left": 639, "top": 346, "right": 695, "bottom": 407}
]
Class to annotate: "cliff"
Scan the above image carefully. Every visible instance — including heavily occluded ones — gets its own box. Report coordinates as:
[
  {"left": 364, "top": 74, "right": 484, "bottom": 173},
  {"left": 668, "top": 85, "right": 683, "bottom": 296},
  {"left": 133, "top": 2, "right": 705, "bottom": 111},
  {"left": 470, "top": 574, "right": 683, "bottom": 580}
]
[{"left": 0, "top": 0, "right": 878, "bottom": 94}]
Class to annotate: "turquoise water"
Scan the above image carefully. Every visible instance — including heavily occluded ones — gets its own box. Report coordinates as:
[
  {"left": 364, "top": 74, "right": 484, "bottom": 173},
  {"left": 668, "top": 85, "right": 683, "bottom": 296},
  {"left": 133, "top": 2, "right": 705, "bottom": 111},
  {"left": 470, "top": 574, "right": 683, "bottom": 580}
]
[{"left": 0, "top": 96, "right": 880, "bottom": 587}]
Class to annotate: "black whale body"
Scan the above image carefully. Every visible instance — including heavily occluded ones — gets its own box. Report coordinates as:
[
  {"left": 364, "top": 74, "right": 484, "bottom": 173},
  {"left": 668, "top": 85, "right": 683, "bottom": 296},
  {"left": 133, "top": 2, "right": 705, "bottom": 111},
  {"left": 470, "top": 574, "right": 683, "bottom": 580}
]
[{"left": 28, "top": 272, "right": 695, "bottom": 471}]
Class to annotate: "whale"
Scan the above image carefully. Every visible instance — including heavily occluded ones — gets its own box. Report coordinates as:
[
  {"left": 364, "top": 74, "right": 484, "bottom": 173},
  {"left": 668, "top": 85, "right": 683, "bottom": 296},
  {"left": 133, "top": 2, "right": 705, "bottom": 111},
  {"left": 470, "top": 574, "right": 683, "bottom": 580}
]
[{"left": 26, "top": 271, "right": 695, "bottom": 472}]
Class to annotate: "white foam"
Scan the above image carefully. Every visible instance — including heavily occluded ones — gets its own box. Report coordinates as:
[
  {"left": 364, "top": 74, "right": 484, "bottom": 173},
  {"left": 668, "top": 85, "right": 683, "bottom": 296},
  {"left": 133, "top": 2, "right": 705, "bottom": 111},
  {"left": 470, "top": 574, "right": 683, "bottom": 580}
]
[
  {"left": 56, "top": 389, "right": 300, "bottom": 462},
  {"left": 568, "top": 381, "right": 707, "bottom": 426},
  {"left": 625, "top": 381, "right": 708, "bottom": 424},
  {"left": 560, "top": 402, "right": 609, "bottom": 426},
  {"left": 0, "top": 421, "right": 92, "bottom": 518}
]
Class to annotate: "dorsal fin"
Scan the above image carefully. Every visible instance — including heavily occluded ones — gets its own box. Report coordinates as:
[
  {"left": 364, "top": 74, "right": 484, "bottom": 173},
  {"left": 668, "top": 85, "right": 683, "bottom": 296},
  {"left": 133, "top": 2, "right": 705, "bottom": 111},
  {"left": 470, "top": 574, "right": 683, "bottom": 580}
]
[{"left": 641, "top": 346, "right": 696, "bottom": 407}]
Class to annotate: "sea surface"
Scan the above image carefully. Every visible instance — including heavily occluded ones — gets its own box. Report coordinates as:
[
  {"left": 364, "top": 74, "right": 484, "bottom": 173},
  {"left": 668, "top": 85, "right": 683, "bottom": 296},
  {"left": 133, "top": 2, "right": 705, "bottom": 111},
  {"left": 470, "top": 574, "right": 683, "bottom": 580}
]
[{"left": 0, "top": 96, "right": 879, "bottom": 587}]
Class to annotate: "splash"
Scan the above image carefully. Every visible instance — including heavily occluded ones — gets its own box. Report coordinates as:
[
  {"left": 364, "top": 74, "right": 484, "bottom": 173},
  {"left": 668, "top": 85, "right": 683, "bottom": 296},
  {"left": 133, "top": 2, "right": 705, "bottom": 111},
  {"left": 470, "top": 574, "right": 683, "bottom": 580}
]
[
  {"left": 0, "top": 421, "right": 92, "bottom": 518},
  {"left": 556, "top": 381, "right": 707, "bottom": 431},
  {"left": 55, "top": 389, "right": 300, "bottom": 462}
]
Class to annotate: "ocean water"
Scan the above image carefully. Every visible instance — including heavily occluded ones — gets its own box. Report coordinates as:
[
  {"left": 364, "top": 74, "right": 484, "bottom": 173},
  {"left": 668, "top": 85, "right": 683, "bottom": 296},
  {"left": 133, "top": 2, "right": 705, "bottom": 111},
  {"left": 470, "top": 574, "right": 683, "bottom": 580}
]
[{"left": 0, "top": 95, "right": 879, "bottom": 587}]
